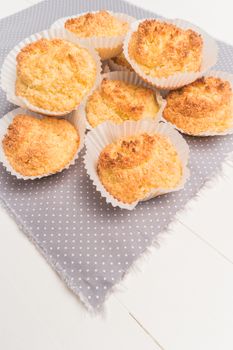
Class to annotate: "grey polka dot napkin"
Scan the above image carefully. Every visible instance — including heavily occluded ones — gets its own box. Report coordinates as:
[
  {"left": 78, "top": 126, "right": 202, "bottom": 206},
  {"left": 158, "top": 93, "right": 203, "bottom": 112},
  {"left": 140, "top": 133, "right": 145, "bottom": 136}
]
[{"left": 1, "top": 0, "right": 233, "bottom": 310}]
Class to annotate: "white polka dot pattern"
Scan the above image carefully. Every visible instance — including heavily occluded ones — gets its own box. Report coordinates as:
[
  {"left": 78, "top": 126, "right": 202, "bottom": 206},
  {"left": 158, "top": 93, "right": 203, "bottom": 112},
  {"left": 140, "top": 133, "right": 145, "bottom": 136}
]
[{"left": 0, "top": 0, "right": 233, "bottom": 310}]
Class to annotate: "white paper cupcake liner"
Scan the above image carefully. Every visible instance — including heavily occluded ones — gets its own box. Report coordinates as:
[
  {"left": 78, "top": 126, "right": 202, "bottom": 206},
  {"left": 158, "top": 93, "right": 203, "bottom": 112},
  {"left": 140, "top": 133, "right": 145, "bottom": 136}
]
[
  {"left": 0, "top": 107, "right": 86, "bottom": 180},
  {"left": 108, "top": 57, "right": 132, "bottom": 72},
  {"left": 77, "top": 70, "right": 167, "bottom": 130},
  {"left": 84, "top": 118, "right": 190, "bottom": 210},
  {"left": 163, "top": 70, "right": 233, "bottom": 137},
  {"left": 0, "top": 27, "right": 102, "bottom": 117},
  {"left": 123, "top": 18, "right": 218, "bottom": 90},
  {"left": 51, "top": 11, "right": 136, "bottom": 60}
]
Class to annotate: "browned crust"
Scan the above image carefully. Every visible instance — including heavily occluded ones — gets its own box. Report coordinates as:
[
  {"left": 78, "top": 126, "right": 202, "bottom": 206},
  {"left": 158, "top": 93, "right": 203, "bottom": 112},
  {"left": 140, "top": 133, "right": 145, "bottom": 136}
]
[
  {"left": 16, "top": 38, "right": 63, "bottom": 64},
  {"left": 2, "top": 114, "right": 80, "bottom": 176},
  {"left": 65, "top": 10, "right": 129, "bottom": 38},
  {"left": 128, "top": 19, "right": 203, "bottom": 78},
  {"left": 86, "top": 78, "right": 159, "bottom": 127},
  {"left": 163, "top": 76, "right": 233, "bottom": 134},
  {"left": 16, "top": 38, "right": 97, "bottom": 112},
  {"left": 98, "top": 133, "right": 156, "bottom": 169},
  {"left": 97, "top": 133, "right": 183, "bottom": 203}
]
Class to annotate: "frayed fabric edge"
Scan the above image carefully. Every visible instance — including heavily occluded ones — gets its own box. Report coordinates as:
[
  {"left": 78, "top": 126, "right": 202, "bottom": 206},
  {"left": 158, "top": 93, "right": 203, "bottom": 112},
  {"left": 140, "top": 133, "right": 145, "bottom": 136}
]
[
  {"left": 94, "top": 150, "right": 233, "bottom": 312},
  {"left": 0, "top": 195, "right": 95, "bottom": 312},
  {"left": 1, "top": 151, "right": 233, "bottom": 313}
]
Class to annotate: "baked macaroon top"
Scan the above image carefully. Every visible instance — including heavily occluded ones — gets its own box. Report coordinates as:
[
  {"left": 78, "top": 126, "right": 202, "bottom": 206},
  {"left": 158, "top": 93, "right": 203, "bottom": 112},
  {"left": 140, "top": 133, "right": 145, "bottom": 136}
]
[
  {"left": 163, "top": 76, "right": 233, "bottom": 134},
  {"left": 111, "top": 52, "right": 133, "bottom": 71},
  {"left": 2, "top": 114, "right": 80, "bottom": 176},
  {"left": 97, "top": 133, "right": 183, "bottom": 203},
  {"left": 165, "top": 76, "right": 233, "bottom": 118},
  {"left": 65, "top": 10, "right": 129, "bottom": 38},
  {"left": 86, "top": 78, "right": 159, "bottom": 127},
  {"left": 128, "top": 19, "right": 203, "bottom": 78},
  {"left": 16, "top": 38, "right": 97, "bottom": 113}
]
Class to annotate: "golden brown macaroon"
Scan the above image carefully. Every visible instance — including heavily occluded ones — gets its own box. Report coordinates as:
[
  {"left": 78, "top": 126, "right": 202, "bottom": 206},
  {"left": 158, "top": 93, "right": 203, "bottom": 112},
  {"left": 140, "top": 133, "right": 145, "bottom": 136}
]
[
  {"left": 2, "top": 114, "right": 80, "bottom": 176},
  {"left": 110, "top": 51, "right": 133, "bottom": 71},
  {"left": 128, "top": 20, "right": 203, "bottom": 78},
  {"left": 163, "top": 76, "right": 233, "bottom": 135},
  {"left": 65, "top": 11, "right": 130, "bottom": 60},
  {"left": 16, "top": 38, "right": 97, "bottom": 113},
  {"left": 65, "top": 10, "right": 129, "bottom": 38},
  {"left": 97, "top": 133, "right": 183, "bottom": 203},
  {"left": 86, "top": 78, "right": 159, "bottom": 127}
]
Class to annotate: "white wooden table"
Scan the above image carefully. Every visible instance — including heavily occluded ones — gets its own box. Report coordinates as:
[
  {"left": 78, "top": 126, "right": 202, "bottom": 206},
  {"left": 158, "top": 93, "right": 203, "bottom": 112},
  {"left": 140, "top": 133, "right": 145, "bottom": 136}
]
[{"left": 0, "top": 1, "right": 233, "bottom": 349}]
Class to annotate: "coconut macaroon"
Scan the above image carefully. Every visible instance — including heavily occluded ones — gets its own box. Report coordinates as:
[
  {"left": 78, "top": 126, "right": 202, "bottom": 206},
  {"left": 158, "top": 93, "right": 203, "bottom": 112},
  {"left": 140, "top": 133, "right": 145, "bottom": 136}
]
[
  {"left": 163, "top": 76, "right": 233, "bottom": 135},
  {"left": 65, "top": 10, "right": 129, "bottom": 37},
  {"left": 65, "top": 11, "right": 130, "bottom": 59},
  {"left": 128, "top": 19, "right": 203, "bottom": 78},
  {"left": 2, "top": 114, "right": 80, "bottom": 177},
  {"left": 109, "top": 51, "right": 133, "bottom": 71},
  {"left": 97, "top": 133, "right": 183, "bottom": 204},
  {"left": 16, "top": 38, "right": 97, "bottom": 114},
  {"left": 86, "top": 78, "right": 160, "bottom": 127}
]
